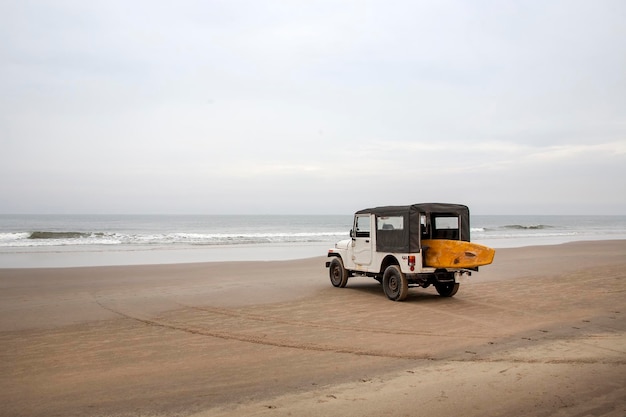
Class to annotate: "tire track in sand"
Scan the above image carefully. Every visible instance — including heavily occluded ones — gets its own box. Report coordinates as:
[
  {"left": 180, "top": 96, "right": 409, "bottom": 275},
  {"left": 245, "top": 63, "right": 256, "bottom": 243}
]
[
  {"left": 94, "top": 297, "right": 436, "bottom": 359},
  {"left": 94, "top": 297, "right": 626, "bottom": 364}
]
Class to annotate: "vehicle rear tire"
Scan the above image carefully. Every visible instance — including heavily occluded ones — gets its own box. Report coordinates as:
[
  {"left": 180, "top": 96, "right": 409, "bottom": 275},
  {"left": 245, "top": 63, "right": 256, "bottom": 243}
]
[
  {"left": 382, "top": 265, "right": 408, "bottom": 301},
  {"left": 435, "top": 282, "right": 459, "bottom": 297},
  {"left": 329, "top": 257, "right": 348, "bottom": 288}
]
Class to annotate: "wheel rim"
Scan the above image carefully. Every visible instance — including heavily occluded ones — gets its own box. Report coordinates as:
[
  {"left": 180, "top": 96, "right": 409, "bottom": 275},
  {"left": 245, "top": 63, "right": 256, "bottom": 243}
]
[
  {"left": 388, "top": 276, "right": 398, "bottom": 294},
  {"left": 331, "top": 267, "right": 341, "bottom": 285}
]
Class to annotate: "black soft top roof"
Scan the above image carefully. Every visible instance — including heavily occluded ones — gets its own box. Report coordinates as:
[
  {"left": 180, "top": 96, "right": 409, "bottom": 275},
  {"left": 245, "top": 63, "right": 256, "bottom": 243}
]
[{"left": 356, "top": 203, "right": 469, "bottom": 216}]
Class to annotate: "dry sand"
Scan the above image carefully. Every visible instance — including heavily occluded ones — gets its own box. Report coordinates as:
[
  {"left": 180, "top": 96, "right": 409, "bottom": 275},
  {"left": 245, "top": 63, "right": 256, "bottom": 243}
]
[{"left": 0, "top": 240, "right": 625, "bottom": 417}]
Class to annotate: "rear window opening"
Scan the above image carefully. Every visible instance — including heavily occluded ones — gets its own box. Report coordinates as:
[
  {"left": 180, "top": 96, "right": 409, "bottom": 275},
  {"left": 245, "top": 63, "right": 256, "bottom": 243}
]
[{"left": 432, "top": 215, "right": 460, "bottom": 240}]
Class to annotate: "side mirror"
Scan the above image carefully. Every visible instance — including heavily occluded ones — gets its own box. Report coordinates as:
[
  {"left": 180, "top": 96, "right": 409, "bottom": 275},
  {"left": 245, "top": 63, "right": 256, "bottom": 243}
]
[{"left": 349, "top": 229, "right": 355, "bottom": 239}]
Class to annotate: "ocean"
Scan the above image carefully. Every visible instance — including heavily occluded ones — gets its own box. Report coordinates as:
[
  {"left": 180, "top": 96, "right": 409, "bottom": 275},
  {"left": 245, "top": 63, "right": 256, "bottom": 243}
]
[{"left": 1, "top": 214, "right": 625, "bottom": 268}]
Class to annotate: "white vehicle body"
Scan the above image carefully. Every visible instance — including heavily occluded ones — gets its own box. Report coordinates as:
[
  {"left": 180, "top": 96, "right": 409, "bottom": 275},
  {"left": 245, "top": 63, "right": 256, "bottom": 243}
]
[{"left": 325, "top": 203, "right": 475, "bottom": 301}]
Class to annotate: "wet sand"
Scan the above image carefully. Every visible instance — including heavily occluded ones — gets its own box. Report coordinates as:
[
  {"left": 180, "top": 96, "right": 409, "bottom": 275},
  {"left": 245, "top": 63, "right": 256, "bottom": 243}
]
[{"left": 1, "top": 240, "right": 625, "bottom": 416}]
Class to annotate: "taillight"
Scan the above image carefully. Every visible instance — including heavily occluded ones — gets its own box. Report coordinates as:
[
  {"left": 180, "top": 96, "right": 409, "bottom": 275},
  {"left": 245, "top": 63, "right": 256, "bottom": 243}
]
[{"left": 408, "top": 255, "right": 416, "bottom": 271}]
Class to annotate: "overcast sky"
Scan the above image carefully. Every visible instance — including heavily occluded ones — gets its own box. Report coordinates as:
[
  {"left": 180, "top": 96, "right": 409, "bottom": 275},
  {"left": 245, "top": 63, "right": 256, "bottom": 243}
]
[{"left": 1, "top": 0, "right": 625, "bottom": 215}]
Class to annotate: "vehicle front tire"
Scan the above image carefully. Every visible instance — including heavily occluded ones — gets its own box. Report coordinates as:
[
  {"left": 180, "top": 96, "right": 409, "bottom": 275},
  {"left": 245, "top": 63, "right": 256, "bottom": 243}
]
[
  {"left": 329, "top": 257, "right": 348, "bottom": 288},
  {"left": 382, "top": 265, "right": 408, "bottom": 301},
  {"left": 435, "top": 282, "right": 459, "bottom": 297}
]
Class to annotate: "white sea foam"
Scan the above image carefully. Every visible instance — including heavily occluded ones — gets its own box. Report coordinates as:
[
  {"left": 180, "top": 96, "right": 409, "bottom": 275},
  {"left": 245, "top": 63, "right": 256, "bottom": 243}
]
[{"left": 0, "top": 228, "right": 350, "bottom": 248}]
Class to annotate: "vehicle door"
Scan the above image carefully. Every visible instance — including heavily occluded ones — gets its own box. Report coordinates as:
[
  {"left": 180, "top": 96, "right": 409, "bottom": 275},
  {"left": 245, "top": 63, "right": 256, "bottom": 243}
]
[{"left": 352, "top": 214, "right": 372, "bottom": 266}]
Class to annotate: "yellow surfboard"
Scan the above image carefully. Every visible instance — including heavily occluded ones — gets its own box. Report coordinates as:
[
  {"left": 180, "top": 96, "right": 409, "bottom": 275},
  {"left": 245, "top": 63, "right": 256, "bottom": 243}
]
[{"left": 422, "top": 239, "right": 495, "bottom": 268}]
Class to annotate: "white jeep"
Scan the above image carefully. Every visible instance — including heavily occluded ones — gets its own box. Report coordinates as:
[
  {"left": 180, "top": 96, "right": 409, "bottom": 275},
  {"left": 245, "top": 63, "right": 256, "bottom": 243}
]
[{"left": 326, "top": 203, "right": 477, "bottom": 301}]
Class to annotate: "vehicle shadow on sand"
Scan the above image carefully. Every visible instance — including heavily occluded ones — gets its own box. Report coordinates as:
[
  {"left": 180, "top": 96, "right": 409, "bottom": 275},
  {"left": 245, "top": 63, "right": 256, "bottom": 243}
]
[{"left": 337, "top": 279, "right": 460, "bottom": 303}]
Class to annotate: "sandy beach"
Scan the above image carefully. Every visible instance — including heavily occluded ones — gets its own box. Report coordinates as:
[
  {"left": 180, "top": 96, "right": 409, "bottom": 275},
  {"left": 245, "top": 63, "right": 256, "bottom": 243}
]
[{"left": 1, "top": 240, "right": 625, "bottom": 417}]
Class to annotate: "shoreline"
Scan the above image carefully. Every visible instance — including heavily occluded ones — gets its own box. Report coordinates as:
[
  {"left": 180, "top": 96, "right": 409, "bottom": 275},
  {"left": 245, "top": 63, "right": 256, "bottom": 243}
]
[
  {"left": 1, "top": 237, "right": 625, "bottom": 269},
  {"left": 0, "top": 242, "right": 333, "bottom": 269}
]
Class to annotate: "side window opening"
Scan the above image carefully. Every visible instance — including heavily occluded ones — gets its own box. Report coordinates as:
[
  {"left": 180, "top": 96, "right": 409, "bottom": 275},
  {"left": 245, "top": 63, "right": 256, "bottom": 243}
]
[
  {"left": 355, "top": 215, "right": 371, "bottom": 238},
  {"left": 420, "top": 214, "right": 429, "bottom": 238},
  {"left": 377, "top": 216, "right": 404, "bottom": 231}
]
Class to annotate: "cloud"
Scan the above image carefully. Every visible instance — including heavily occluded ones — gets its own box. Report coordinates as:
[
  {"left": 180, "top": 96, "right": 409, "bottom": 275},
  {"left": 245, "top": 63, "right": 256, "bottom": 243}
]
[{"left": 1, "top": 0, "right": 625, "bottom": 214}]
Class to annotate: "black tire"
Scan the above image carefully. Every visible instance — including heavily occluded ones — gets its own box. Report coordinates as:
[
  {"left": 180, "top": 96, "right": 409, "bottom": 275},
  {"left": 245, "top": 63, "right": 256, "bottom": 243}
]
[
  {"left": 329, "top": 257, "right": 348, "bottom": 288},
  {"left": 382, "top": 265, "right": 408, "bottom": 301},
  {"left": 435, "top": 282, "right": 459, "bottom": 297}
]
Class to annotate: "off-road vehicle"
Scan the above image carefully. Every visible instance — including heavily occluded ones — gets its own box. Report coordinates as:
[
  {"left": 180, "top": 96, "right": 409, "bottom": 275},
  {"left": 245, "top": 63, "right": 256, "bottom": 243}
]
[{"left": 325, "top": 203, "right": 494, "bottom": 301}]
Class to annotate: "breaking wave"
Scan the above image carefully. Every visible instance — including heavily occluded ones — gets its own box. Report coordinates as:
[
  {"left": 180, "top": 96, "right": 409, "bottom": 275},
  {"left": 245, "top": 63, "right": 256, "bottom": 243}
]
[
  {"left": 29, "top": 231, "right": 105, "bottom": 239},
  {"left": 0, "top": 230, "right": 349, "bottom": 248},
  {"left": 502, "top": 224, "right": 552, "bottom": 230},
  {"left": 471, "top": 225, "right": 553, "bottom": 233}
]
